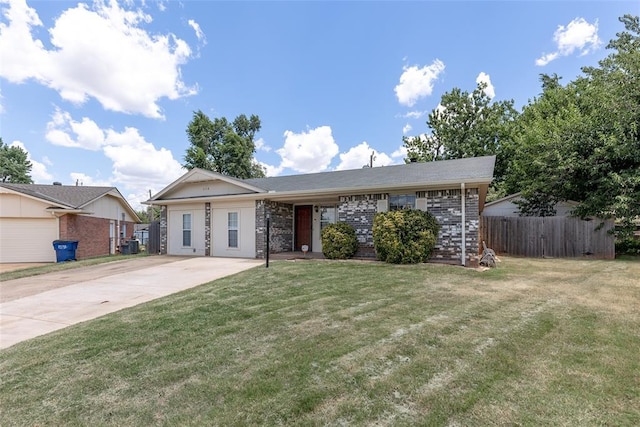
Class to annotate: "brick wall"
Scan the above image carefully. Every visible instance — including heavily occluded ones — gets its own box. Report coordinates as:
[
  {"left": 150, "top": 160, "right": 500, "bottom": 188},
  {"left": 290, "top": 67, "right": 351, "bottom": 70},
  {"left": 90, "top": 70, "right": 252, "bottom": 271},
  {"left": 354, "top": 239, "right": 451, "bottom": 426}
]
[
  {"left": 335, "top": 189, "right": 481, "bottom": 265},
  {"left": 255, "top": 200, "right": 294, "bottom": 258},
  {"left": 425, "top": 188, "right": 479, "bottom": 265},
  {"left": 160, "top": 205, "right": 168, "bottom": 255},
  {"left": 338, "top": 194, "right": 382, "bottom": 258},
  {"left": 59, "top": 214, "right": 134, "bottom": 259},
  {"left": 205, "top": 202, "right": 211, "bottom": 256}
]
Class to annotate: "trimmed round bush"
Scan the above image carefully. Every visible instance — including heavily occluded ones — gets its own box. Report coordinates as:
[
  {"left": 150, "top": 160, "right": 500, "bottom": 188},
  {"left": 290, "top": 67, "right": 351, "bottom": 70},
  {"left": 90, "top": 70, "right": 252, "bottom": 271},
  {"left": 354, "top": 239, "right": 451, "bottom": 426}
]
[
  {"left": 321, "top": 222, "right": 359, "bottom": 259},
  {"left": 373, "top": 209, "right": 440, "bottom": 264}
]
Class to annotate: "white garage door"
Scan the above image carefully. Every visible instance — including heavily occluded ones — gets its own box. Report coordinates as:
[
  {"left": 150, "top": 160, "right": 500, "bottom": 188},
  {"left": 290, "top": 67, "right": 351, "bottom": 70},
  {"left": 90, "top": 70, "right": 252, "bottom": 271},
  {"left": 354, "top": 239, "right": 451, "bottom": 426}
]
[{"left": 0, "top": 218, "right": 58, "bottom": 263}]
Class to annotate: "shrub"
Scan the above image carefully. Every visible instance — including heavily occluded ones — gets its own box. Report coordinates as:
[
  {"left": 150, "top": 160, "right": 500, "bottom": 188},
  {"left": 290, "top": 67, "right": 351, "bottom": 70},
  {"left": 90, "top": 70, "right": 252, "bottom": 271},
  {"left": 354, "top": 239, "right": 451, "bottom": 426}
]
[
  {"left": 616, "top": 237, "right": 640, "bottom": 256},
  {"left": 321, "top": 222, "right": 359, "bottom": 259},
  {"left": 373, "top": 209, "right": 440, "bottom": 264}
]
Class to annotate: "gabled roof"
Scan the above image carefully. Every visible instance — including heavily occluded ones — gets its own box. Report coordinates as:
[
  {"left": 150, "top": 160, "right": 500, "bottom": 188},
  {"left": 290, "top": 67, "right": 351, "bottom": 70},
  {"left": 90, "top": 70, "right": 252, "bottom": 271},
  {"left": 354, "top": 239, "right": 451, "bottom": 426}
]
[
  {"left": 148, "top": 156, "right": 496, "bottom": 203},
  {"left": 243, "top": 156, "right": 496, "bottom": 193},
  {"left": 150, "top": 167, "right": 267, "bottom": 201},
  {"left": 0, "top": 183, "right": 140, "bottom": 221},
  {"left": 1, "top": 183, "right": 114, "bottom": 208}
]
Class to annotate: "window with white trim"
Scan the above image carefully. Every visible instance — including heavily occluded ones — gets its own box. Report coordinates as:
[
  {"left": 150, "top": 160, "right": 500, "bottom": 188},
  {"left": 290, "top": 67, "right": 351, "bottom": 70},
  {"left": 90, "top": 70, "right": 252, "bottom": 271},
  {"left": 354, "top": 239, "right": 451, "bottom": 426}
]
[
  {"left": 228, "top": 212, "right": 239, "bottom": 248},
  {"left": 182, "top": 213, "right": 192, "bottom": 247},
  {"left": 389, "top": 194, "right": 416, "bottom": 211},
  {"left": 320, "top": 206, "right": 336, "bottom": 232}
]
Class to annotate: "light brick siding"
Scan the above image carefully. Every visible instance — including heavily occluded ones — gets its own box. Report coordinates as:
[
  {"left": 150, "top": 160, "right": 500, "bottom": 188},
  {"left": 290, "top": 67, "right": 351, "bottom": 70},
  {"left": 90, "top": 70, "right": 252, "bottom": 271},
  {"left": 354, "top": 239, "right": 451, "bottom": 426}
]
[
  {"left": 160, "top": 205, "right": 168, "bottom": 255},
  {"left": 205, "top": 202, "right": 211, "bottom": 256},
  {"left": 255, "top": 200, "right": 294, "bottom": 258},
  {"left": 425, "top": 188, "right": 479, "bottom": 265},
  {"left": 59, "top": 214, "right": 134, "bottom": 259},
  {"left": 334, "top": 189, "right": 480, "bottom": 264},
  {"left": 338, "top": 194, "right": 384, "bottom": 258}
]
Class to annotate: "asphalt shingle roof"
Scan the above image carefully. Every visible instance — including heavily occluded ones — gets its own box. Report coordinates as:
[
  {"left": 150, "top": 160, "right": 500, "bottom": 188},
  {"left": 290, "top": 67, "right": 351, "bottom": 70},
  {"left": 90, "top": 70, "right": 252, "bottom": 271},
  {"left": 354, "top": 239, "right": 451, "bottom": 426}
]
[
  {"left": 0, "top": 183, "right": 116, "bottom": 208},
  {"left": 243, "top": 156, "right": 496, "bottom": 193}
]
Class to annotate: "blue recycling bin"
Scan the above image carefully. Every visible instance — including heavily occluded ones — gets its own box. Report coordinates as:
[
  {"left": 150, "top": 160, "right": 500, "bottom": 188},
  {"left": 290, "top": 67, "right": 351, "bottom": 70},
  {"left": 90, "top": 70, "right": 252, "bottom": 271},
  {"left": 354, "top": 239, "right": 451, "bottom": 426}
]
[{"left": 52, "top": 240, "right": 79, "bottom": 262}]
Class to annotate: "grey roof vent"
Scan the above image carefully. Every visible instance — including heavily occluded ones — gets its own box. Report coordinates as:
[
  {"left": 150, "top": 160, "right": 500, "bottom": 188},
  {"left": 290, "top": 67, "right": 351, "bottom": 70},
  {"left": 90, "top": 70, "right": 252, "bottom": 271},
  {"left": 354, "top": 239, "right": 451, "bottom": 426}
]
[{"left": 53, "top": 182, "right": 62, "bottom": 186}]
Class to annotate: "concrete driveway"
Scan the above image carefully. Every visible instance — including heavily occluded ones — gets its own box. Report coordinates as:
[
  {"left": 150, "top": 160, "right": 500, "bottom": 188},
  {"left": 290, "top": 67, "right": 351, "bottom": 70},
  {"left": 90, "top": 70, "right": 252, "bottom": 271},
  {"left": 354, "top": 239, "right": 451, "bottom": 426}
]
[{"left": 0, "top": 256, "right": 263, "bottom": 349}]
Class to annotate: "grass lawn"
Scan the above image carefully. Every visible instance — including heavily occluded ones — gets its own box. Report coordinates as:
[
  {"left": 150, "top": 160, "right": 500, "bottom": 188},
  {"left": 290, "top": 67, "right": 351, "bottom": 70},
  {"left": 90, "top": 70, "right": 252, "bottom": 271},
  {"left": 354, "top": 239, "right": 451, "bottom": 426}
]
[{"left": 1, "top": 257, "right": 639, "bottom": 426}]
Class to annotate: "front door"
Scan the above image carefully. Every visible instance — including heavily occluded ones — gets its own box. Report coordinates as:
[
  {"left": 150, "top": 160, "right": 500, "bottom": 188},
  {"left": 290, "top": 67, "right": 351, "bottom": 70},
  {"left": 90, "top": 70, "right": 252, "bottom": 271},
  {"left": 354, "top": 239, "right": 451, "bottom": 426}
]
[{"left": 295, "top": 205, "right": 312, "bottom": 252}]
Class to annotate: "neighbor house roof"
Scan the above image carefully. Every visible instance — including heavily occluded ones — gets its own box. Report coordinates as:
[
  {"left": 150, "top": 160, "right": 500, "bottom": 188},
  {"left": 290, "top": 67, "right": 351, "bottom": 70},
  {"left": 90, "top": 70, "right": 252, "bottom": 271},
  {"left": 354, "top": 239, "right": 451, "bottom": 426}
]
[
  {"left": 0, "top": 183, "right": 140, "bottom": 220},
  {"left": 243, "top": 156, "right": 496, "bottom": 193},
  {"left": 1, "top": 183, "right": 116, "bottom": 208}
]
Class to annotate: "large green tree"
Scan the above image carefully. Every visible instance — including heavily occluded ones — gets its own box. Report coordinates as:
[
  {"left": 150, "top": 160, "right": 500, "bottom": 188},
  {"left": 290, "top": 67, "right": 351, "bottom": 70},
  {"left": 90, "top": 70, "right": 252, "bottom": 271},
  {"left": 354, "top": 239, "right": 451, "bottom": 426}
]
[
  {"left": 0, "top": 138, "right": 33, "bottom": 183},
  {"left": 403, "top": 81, "right": 519, "bottom": 197},
  {"left": 507, "top": 15, "right": 640, "bottom": 235},
  {"left": 183, "top": 111, "right": 266, "bottom": 179}
]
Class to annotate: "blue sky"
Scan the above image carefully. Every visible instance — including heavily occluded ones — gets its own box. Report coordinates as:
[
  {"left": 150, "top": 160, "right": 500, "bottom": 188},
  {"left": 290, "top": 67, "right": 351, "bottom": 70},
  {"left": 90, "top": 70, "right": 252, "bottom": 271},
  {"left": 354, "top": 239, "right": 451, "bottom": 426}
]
[{"left": 1, "top": 0, "right": 637, "bottom": 209}]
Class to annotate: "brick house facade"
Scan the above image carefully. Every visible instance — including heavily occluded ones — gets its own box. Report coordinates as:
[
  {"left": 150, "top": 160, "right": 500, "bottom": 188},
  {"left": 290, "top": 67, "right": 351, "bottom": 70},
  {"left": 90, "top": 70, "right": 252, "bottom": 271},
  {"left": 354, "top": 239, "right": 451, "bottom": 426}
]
[
  {"left": 59, "top": 215, "right": 135, "bottom": 259},
  {"left": 150, "top": 156, "right": 495, "bottom": 267},
  {"left": 0, "top": 183, "right": 139, "bottom": 263}
]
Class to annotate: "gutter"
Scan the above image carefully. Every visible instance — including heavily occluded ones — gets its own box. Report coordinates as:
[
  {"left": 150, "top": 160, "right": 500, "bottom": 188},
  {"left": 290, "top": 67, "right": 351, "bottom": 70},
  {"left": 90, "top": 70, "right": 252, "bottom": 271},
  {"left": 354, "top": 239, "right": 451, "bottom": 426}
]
[{"left": 47, "top": 208, "right": 93, "bottom": 217}]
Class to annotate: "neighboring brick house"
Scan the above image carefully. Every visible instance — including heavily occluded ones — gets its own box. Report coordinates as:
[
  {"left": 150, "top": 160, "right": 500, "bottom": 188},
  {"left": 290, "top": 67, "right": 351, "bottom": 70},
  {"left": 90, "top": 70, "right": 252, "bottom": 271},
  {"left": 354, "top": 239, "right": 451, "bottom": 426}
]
[
  {"left": 147, "top": 156, "right": 495, "bottom": 266},
  {"left": 0, "top": 183, "right": 139, "bottom": 263}
]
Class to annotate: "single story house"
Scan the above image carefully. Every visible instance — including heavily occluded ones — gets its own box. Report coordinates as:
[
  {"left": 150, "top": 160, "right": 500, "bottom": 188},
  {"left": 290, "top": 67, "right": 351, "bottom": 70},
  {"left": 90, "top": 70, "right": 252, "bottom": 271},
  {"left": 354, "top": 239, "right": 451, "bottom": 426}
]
[
  {"left": 483, "top": 192, "right": 578, "bottom": 217},
  {"left": 146, "top": 156, "right": 496, "bottom": 266},
  {"left": 0, "top": 182, "right": 139, "bottom": 263}
]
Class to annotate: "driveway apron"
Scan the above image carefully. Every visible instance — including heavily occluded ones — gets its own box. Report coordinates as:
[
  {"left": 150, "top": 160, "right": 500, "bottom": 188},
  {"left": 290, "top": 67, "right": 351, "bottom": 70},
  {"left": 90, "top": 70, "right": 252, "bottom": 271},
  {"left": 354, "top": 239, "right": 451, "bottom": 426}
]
[{"left": 0, "top": 257, "right": 263, "bottom": 349}]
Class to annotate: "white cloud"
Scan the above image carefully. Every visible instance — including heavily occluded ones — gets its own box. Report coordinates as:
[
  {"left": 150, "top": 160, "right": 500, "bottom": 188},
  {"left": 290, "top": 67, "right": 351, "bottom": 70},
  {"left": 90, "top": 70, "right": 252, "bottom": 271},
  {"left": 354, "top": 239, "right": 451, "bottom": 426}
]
[
  {"left": 335, "top": 141, "right": 396, "bottom": 171},
  {"left": 276, "top": 126, "right": 339, "bottom": 173},
  {"left": 188, "top": 19, "right": 206, "bottom": 44},
  {"left": 403, "top": 111, "right": 427, "bottom": 119},
  {"left": 46, "top": 108, "right": 104, "bottom": 150},
  {"left": 476, "top": 72, "right": 495, "bottom": 99},
  {"left": 536, "top": 52, "right": 558, "bottom": 67},
  {"left": 9, "top": 140, "right": 53, "bottom": 182},
  {"left": 260, "top": 162, "right": 284, "bottom": 177},
  {"left": 395, "top": 59, "right": 445, "bottom": 107},
  {"left": 391, "top": 146, "right": 407, "bottom": 159},
  {"left": 255, "top": 137, "right": 271, "bottom": 152},
  {"left": 68, "top": 172, "right": 111, "bottom": 187},
  {"left": 402, "top": 123, "right": 412, "bottom": 134},
  {"left": 536, "top": 17, "right": 601, "bottom": 66},
  {"left": 0, "top": 0, "right": 196, "bottom": 118},
  {"left": 44, "top": 109, "right": 185, "bottom": 203}
]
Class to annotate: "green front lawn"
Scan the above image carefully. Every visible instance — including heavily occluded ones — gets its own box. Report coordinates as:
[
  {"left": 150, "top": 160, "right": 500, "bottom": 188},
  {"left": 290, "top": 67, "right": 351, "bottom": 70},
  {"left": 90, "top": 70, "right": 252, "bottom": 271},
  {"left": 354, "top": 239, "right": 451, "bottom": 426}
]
[{"left": 1, "top": 258, "right": 639, "bottom": 426}]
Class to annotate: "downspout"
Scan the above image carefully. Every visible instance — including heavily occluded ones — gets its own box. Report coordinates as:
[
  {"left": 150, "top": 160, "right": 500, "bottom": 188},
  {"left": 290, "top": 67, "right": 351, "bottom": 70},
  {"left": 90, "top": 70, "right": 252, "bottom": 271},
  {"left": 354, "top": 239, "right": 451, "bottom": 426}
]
[{"left": 461, "top": 183, "right": 466, "bottom": 267}]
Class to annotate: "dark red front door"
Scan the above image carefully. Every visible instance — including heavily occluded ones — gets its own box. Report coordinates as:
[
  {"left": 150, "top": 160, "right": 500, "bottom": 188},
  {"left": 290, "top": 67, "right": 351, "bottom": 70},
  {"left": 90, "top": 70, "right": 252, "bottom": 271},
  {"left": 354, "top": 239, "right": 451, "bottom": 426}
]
[{"left": 295, "top": 205, "right": 312, "bottom": 251}]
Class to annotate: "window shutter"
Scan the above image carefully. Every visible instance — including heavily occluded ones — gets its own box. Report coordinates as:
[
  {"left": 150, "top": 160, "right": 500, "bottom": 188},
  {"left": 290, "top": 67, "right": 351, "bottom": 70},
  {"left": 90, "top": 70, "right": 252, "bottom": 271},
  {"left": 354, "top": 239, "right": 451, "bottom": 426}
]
[
  {"left": 377, "top": 199, "right": 388, "bottom": 212},
  {"left": 416, "top": 198, "right": 427, "bottom": 211}
]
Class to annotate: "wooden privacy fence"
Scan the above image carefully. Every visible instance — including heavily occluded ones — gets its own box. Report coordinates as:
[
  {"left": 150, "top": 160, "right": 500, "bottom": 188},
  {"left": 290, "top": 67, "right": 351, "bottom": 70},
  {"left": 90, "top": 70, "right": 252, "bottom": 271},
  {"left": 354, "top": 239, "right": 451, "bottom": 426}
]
[
  {"left": 481, "top": 216, "right": 615, "bottom": 259},
  {"left": 147, "top": 220, "right": 161, "bottom": 255}
]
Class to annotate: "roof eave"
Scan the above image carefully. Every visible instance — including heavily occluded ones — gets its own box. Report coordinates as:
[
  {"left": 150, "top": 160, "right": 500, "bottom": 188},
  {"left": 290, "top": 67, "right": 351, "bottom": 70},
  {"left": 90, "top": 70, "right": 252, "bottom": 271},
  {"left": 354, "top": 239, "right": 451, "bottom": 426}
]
[{"left": 146, "top": 177, "right": 494, "bottom": 205}]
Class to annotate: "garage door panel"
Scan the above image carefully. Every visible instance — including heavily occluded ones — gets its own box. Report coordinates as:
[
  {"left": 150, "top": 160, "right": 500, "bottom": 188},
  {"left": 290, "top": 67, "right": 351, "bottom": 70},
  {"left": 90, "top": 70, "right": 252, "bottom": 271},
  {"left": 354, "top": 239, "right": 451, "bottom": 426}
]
[{"left": 0, "top": 218, "right": 58, "bottom": 263}]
